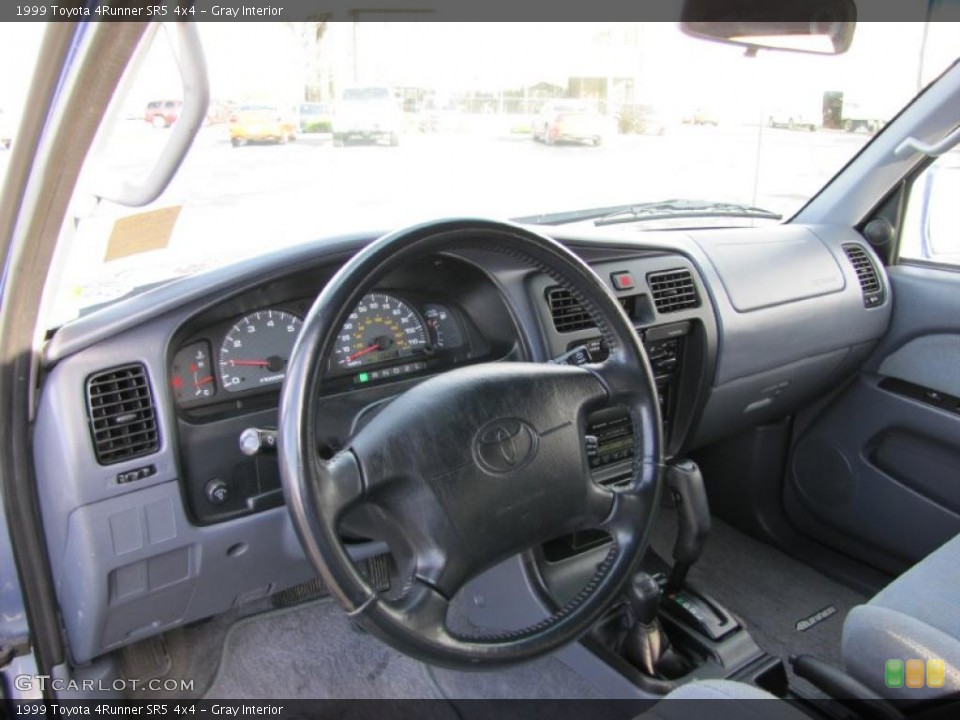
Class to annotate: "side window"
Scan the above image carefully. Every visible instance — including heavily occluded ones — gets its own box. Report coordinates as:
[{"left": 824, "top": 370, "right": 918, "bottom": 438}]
[{"left": 900, "top": 149, "right": 960, "bottom": 266}]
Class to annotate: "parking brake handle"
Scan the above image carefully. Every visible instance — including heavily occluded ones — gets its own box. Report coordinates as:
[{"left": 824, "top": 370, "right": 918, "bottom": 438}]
[{"left": 665, "top": 459, "right": 710, "bottom": 593}]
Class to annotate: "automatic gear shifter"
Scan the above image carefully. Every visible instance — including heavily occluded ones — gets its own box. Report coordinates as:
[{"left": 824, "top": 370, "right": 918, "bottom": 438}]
[
  {"left": 665, "top": 459, "right": 710, "bottom": 593},
  {"left": 623, "top": 572, "right": 667, "bottom": 676}
]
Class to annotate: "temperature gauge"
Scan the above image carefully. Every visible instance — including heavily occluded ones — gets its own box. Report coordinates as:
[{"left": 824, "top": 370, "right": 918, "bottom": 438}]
[
  {"left": 424, "top": 304, "right": 464, "bottom": 350},
  {"left": 171, "top": 341, "right": 216, "bottom": 406}
]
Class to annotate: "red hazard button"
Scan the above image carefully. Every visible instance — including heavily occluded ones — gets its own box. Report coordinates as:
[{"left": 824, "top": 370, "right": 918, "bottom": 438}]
[{"left": 611, "top": 272, "right": 635, "bottom": 291}]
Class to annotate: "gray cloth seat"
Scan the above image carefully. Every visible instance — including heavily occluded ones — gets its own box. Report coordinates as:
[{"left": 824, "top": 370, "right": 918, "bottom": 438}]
[
  {"left": 648, "top": 680, "right": 809, "bottom": 719},
  {"left": 842, "top": 532, "right": 960, "bottom": 700}
]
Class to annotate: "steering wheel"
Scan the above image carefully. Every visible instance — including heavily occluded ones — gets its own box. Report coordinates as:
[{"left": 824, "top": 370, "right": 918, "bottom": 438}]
[{"left": 279, "top": 219, "right": 663, "bottom": 669}]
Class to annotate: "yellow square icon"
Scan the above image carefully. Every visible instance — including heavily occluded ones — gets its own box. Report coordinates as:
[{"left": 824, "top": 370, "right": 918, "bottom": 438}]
[
  {"left": 927, "top": 659, "right": 945, "bottom": 689},
  {"left": 905, "top": 659, "right": 925, "bottom": 688}
]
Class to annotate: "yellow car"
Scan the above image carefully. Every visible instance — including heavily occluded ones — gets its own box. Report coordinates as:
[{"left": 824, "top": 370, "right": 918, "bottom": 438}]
[{"left": 229, "top": 104, "right": 296, "bottom": 146}]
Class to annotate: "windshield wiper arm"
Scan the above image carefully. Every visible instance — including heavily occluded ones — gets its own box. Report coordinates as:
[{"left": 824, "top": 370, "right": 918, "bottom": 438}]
[
  {"left": 594, "top": 199, "right": 781, "bottom": 227},
  {"left": 513, "top": 199, "right": 782, "bottom": 228}
]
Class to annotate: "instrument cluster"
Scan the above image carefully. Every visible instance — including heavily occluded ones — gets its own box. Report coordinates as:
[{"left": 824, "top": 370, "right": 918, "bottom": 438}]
[{"left": 169, "top": 291, "right": 471, "bottom": 409}]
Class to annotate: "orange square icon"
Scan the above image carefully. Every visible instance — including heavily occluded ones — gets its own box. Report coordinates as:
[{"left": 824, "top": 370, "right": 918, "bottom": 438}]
[
  {"left": 927, "top": 659, "right": 945, "bottom": 689},
  {"left": 905, "top": 659, "right": 925, "bottom": 688}
]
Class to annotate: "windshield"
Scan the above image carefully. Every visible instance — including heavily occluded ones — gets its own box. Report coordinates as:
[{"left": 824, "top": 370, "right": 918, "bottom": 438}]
[
  {"left": 0, "top": 24, "right": 45, "bottom": 181},
  {"left": 37, "top": 21, "right": 960, "bottom": 325}
]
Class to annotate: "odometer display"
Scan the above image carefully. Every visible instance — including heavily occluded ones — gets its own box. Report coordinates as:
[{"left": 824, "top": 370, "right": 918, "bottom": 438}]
[
  {"left": 334, "top": 293, "right": 428, "bottom": 369},
  {"left": 219, "top": 310, "right": 303, "bottom": 393}
]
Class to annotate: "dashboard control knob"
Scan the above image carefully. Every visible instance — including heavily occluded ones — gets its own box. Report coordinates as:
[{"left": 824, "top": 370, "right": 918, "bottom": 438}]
[
  {"left": 205, "top": 478, "right": 230, "bottom": 505},
  {"left": 239, "top": 427, "right": 278, "bottom": 456}
]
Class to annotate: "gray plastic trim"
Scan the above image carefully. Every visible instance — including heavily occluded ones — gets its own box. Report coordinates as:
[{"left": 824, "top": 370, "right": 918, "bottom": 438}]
[
  {"left": 35, "top": 221, "right": 894, "bottom": 667},
  {"left": 879, "top": 334, "right": 960, "bottom": 398},
  {"left": 694, "top": 225, "right": 845, "bottom": 313},
  {"left": 787, "top": 373, "right": 960, "bottom": 571},
  {"left": 691, "top": 225, "right": 890, "bottom": 386},
  {"left": 34, "top": 292, "right": 388, "bottom": 663}
]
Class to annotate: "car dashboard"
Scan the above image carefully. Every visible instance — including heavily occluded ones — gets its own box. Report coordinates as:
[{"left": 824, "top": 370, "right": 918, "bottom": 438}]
[{"left": 33, "top": 222, "right": 891, "bottom": 664}]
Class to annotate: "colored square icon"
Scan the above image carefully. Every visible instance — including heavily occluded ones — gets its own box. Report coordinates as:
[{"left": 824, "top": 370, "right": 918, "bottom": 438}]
[
  {"left": 927, "top": 659, "right": 945, "bottom": 689},
  {"left": 885, "top": 659, "right": 904, "bottom": 688},
  {"left": 905, "top": 659, "right": 925, "bottom": 688}
]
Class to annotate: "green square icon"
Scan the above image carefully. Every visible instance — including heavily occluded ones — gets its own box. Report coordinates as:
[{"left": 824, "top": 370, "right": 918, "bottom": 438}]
[{"left": 885, "top": 659, "right": 904, "bottom": 688}]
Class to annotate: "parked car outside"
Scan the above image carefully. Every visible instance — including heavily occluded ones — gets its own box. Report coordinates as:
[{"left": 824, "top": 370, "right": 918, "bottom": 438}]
[
  {"left": 332, "top": 87, "right": 403, "bottom": 146},
  {"left": 144, "top": 99, "right": 182, "bottom": 128},
  {"left": 229, "top": 104, "right": 297, "bottom": 146},
  {"left": 532, "top": 99, "right": 610, "bottom": 146}
]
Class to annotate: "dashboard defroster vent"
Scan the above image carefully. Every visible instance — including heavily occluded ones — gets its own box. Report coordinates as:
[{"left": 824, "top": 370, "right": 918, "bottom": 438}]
[
  {"left": 842, "top": 244, "right": 884, "bottom": 307},
  {"left": 86, "top": 364, "right": 160, "bottom": 466},
  {"left": 546, "top": 287, "right": 595, "bottom": 333},
  {"left": 648, "top": 269, "right": 699, "bottom": 314}
]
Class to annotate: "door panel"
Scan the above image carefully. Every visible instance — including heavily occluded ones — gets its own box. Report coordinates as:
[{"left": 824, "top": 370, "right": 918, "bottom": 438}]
[{"left": 784, "top": 265, "right": 960, "bottom": 575}]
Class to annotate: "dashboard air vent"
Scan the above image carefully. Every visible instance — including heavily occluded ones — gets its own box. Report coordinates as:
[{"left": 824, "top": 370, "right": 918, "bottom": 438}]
[
  {"left": 648, "top": 269, "right": 699, "bottom": 313},
  {"left": 86, "top": 364, "right": 160, "bottom": 466},
  {"left": 546, "top": 287, "right": 595, "bottom": 333},
  {"left": 843, "top": 244, "right": 884, "bottom": 307}
]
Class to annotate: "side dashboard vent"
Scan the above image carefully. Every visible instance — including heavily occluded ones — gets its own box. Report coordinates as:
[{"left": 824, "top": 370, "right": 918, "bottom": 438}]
[
  {"left": 647, "top": 269, "right": 699, "bottom": 313},
  {"left": 546, "top": 287, "right": 595, "bottom": 333},
  {"left": 86, "top": 364, "right": 160, "bottom": 465},
  {"left": 843, "top": 244, "right": 884, "bottom": 307}
]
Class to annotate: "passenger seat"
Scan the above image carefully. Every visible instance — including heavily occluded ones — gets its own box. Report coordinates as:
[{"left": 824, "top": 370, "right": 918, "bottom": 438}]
[{"left": 842, "top": 533, "right": 960, "bottom": 700}]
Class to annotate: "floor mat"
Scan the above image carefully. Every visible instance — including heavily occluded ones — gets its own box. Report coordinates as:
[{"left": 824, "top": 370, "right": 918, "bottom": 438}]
[
  {"left": 204, "top": 597, "right": 601, "bottom": 700},
  {"left": 649, "top": 511, "right": 867, "bottom": 697}
]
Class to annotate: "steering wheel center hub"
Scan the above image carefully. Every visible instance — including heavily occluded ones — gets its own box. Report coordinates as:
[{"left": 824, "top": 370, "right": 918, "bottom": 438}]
[{"left": 474, "top": 417, "right": 540, "bottom": 474}]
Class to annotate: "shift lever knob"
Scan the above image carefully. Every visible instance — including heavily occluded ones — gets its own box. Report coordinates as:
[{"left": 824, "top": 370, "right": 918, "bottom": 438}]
[
  {"left": 665, "top": 459, "right": 711, "bottom": 592},
  {"left": 627, "top": 572, "right": 662, "bottom": 625}
]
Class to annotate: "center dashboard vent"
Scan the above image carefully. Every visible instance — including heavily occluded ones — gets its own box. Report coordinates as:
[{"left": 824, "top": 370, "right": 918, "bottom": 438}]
[
  {"left": 647, "top": 269, "right": 699, "bottom": 314},
  {"left": 842, "top": 244, "right": 884, "bottom": 307},
  {"left": 546, "top": 287, "right": 595, "bottom": 333},
  {"left": 86, "top": 364, "right": 160, "bottom": 466}
]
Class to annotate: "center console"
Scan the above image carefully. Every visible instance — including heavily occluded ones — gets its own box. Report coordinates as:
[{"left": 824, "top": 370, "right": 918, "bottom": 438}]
[
  {"left": 538, "top": 455, "right": 787, "bottom": 697},
  {"left": 572, "top": 320, "right": 690, "bottom": 467}
]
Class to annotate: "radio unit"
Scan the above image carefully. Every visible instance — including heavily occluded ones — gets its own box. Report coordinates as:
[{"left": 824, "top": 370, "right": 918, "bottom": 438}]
[{"left": 578, "top": 321, "right": 690, "bottom": 472}]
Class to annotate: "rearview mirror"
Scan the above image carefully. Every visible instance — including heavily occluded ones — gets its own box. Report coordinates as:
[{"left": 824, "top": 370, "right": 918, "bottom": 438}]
[{"left": 681, "top": 0, "right": 857, "bottom": 55}]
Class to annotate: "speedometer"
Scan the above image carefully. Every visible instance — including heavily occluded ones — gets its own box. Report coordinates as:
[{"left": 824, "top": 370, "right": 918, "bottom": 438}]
[
  {"left": 334, "top": 293, "right": 428, "bottom": 369},
  {"left": 219, "top": 310, "right": 303, "bottom": 393}
]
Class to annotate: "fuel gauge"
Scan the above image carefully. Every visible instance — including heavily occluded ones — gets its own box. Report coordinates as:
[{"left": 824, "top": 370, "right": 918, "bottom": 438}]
[
  {"left": 171, "top": 341, "right": 216, "bottom": 405},
  {"left": 424, "top": 304, "right": 464, "bottom": 350}
]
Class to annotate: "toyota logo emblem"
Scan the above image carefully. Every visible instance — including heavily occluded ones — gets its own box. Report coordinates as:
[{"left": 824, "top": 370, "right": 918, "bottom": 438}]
[{"left": 474, "top": 418, "right": 539, "bottom": 474}]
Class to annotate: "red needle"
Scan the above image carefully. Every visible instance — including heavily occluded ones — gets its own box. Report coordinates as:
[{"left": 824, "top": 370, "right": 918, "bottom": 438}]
[
  {"left": 230, "top": 359, "right": 269, "bottom": 367},
  {"left": 194, "top": 376, "right": 214, "bottom": 387},
  {"left": 346, "top": 344, "right": 380, "bottom": 362}
]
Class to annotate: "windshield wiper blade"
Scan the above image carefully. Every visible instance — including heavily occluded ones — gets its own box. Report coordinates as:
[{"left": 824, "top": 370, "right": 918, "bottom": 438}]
[
  {"left": 593, "top": 199, "right": 782, "bottom": 227},
  {"left": 513, "top": 199, "right": 782, "bottom": 228},
  {"left": 513, "top": 203, "right": 644, "bottom": 226}
]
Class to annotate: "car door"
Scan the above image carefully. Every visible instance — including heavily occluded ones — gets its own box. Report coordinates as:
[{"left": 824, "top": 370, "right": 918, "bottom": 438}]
[{"left": 783, "top": 151, "right": 960, "bottom": 577}]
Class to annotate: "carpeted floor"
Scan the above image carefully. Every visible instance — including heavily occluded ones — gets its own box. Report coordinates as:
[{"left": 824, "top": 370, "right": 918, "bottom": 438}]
[
  {"left": 124, "top": 512, "right": 867, "bottom": 701},
  {"left": 203, "top": 598, "right": 602, "bottom": 700},
  {"left": 648, "top": 512, "right": 868, "bottom": 697}
]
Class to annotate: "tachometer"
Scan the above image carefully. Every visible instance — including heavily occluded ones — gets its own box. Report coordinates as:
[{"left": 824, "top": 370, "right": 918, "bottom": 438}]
[
  {"left": 219, "top": 310, "right": 303, "bottom": 393},
  {"left": 334, "top": 293, "right": 428, "bottom": 369}
]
